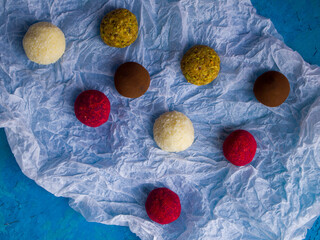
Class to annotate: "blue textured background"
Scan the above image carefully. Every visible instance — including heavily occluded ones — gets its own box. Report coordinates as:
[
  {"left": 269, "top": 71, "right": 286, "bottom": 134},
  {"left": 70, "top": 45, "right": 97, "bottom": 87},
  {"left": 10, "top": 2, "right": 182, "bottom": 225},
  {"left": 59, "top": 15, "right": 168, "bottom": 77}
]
[{"left": 0, "top": 0, "right": 319, "bottom": 239}]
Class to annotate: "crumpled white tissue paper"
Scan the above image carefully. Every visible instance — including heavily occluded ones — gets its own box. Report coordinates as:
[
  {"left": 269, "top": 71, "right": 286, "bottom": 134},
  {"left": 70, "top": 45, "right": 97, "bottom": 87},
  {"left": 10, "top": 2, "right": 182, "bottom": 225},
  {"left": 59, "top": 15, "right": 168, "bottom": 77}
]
[{"left": 0, "top": 0, "right": 320, "bottom": 239}]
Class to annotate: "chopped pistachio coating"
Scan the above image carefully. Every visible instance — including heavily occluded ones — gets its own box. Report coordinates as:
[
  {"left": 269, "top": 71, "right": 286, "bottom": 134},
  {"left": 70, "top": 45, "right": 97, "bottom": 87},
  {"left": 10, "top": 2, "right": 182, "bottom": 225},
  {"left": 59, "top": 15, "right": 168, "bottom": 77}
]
[
  {"left": 181, "top": 45, "right": 220, "bottom": 86},
  {"left": 100, "top": 8, "right": 138, "bottom": 48}
]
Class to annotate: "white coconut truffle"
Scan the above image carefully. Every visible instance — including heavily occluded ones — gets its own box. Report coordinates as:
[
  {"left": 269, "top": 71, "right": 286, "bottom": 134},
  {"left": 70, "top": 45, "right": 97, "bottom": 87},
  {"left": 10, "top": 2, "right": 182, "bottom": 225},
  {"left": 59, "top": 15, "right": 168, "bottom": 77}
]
[
  {"left": 153, "top": 111, "right": 194, "bottom": 152},
  {"left": 23, "top": 22, "right": 65, "bottom": 65}
]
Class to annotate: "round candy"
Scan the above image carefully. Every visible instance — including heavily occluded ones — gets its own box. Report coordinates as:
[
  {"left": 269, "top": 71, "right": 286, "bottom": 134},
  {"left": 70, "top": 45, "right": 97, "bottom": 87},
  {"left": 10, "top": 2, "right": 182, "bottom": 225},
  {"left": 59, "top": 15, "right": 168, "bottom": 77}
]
[
  {"left": 23, "top": 22, "right": 65, "bottom": 65},
  {"left": 74, "top": 90, "right": 110, "bottom": 128},
  {"left": 145, "top": 188, "right": 181, "bottom": 225},
  {"left": 153, "top": 111, "right": 194, "bottom": 152},
  {"left": 223, "top": 130, "right": 257, "bottom": 166},
  {"left": 253, "top": 71, "right": 290, "bottom": 107},
  {"left": 114, "top": 62, "right": 150, "bottom": 98},
  {"left": 100, "top": 8, "right": 138, "bottom": 48},
  {"left": 181, "top": 45, "right": 220, "bottom": 86}
]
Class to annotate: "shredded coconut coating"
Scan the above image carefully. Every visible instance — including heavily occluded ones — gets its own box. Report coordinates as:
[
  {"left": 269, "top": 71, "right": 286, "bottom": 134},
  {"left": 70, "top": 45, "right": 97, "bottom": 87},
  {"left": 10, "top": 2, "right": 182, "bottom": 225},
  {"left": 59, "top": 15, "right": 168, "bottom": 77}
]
[
  {"left": 181, "top": 45, "right": 220, "bottom": 86},
  {"left": 23, "top": 22, "right": 65, "bottom": 65},
  {"left": 100, "top": 8, "right": 138, "bottom": 48},
  {"left": 153, "top": 111, "right": 194, "bottom": 152}
]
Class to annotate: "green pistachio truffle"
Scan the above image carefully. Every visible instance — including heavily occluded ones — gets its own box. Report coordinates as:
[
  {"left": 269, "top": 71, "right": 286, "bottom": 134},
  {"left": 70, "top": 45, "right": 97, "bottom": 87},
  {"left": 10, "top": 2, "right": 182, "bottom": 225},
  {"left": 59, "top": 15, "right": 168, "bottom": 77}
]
[
  {"left": 181, "top": 45, "right": 220, "bottom": 86},
  {"left": 100, "top": 8, "right": 138, "bottom": 48}
]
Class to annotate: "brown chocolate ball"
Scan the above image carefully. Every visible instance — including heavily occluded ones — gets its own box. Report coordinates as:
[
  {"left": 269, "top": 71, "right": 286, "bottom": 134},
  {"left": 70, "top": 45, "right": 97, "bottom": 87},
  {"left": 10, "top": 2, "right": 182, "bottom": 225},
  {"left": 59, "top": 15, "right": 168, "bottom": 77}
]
[
  {"left": 253, "top": 71, "right": 290, "bottom": 107},
  {"left": 114, "top": 62, "right": 150, "bottom": 98}
]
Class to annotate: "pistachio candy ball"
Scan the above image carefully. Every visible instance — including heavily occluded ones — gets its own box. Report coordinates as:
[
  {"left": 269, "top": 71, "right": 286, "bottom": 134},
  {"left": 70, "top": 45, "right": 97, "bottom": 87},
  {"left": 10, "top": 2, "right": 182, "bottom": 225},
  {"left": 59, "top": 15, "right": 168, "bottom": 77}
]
[
  {"left": 100, "top": 8, "right": 138, "bottom": 48},
  {"left": 181, "top": 45, "right": 220, "bottom": 86}
]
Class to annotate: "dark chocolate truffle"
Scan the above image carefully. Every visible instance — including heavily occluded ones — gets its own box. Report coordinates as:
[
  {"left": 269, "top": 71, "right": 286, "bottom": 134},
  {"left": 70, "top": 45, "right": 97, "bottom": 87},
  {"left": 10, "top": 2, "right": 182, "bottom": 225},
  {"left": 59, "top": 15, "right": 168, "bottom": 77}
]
[
  {"left": 114, "top": 62, "right": 150, "bottom": 98},
  {"left": 145, "top": 188, "right": 181, "bottom": 224},
  {"left": 74, "top": 90, "right": 111, "bottom": 128},
  {"left": 253, "top": 71, "right": 290, "bottom": 107}
]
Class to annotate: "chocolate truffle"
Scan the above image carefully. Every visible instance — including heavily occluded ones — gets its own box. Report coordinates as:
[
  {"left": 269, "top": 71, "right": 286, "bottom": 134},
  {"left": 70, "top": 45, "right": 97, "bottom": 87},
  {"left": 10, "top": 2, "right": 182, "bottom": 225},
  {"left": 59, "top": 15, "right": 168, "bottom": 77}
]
[
  {"left": 181, "top": 45, "right": 220, "bottom": 85},
  {"left": 253, "top": 71, "right": 290, "bottom": 107},
  {"left": 74, "top": 90, "right": 111, "bottom": 127},
  {"left": 100, "top": 8, "right": 138, "bottom": 48},
  {"left": 223, "top": 130, "right": 257, "bottom": 166},
  {"left": 153, "top": 111, "right": 194, "bottom": 152},
  {"left": 114, "top": 62, "right": 150, "bottom": 98},
  {"left": 145, "top": 188, "right": 181, "bottom": 225}
]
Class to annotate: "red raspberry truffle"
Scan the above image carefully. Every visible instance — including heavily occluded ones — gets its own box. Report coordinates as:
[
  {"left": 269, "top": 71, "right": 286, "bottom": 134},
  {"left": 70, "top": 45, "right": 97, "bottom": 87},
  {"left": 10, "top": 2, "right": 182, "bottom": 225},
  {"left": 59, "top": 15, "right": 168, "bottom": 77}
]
[
  {"left": 145, "top": 188, "right": 181, "bottom": 224},
  {"left": 74, "top": 90, "right": 110, "bottom": 127},
  {"left": 223, "top": 130, "right": 257, "bottom": 166}
]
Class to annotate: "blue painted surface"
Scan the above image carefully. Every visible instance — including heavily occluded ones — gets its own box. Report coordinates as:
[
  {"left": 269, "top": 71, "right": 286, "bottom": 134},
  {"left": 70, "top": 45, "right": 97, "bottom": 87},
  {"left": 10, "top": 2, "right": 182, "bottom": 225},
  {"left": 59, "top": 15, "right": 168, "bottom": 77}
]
[
  {"left": 252, "top": 0, "right": 320, "bottom": 66},
  {"left": 0, "top": 0, "right": 319, "bottom": 239}
]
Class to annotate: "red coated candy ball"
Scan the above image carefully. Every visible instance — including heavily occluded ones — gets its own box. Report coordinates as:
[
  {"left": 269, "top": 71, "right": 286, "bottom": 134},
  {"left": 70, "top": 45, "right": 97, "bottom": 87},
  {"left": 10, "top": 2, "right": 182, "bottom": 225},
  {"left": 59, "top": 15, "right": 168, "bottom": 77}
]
[
  {"left": 74, "top": 90, "right": 111, "bottom": 127},
  {"left": 145, "top": 188, "right": 181, "bottom": 224},
  {"left": 223, "top": 130, "right": 257, "bottom": 166}
]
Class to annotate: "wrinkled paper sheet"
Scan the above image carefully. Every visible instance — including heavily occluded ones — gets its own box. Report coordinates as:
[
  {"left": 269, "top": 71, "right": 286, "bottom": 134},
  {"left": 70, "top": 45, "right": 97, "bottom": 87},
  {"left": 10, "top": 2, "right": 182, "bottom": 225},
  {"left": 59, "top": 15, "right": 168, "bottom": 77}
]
[{"left": 1, "top": 0, "right": 320, "bottom": 239}]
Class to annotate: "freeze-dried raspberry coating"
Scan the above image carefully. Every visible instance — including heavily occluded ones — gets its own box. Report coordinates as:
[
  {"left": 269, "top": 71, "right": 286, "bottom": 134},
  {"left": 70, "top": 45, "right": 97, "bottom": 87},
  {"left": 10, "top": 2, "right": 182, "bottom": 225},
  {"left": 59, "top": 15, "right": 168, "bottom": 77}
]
[
  {"left": 145, "top": 188, "right": 181, "bottom": 224},
  {"left": 74, "top": 90, "right": 110, "bottom": 127},
  {"left": 223, "top": 130, "right": 257, "bottom": 166}
]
